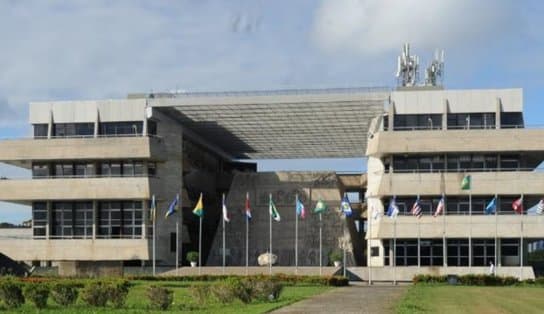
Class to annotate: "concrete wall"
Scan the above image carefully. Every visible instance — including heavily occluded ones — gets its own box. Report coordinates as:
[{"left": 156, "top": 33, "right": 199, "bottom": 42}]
[
  {"left": 58, "top": 261, "right": 124, "bottom": 277},
  {"left": 206, "top": 172, "right": 354, "bottom": 267}
]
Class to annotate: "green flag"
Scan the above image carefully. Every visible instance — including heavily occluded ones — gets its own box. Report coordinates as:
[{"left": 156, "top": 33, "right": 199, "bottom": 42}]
[
  {"left": 461, "top": 175, "right": 471, "bottom": 190},
  {"left": 313, "top": 199, "right": 328, "bottom": 214},
  {"left": 269, "top": 197, "right": 281, "bottom": 222}
]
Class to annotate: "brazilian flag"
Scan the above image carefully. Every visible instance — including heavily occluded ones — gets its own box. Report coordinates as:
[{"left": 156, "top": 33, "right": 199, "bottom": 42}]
[
  {"left": 193, "top": 193, "right": 204, "bottom": 217},
  {"left": 313, "top": 199, "right": 328, "bottom": 214}
]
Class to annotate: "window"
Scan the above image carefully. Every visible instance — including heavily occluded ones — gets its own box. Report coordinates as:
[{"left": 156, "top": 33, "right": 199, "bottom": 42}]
[
  {"left": 501, "top": 239, "right": 520, "bottom": 266},
  {"left": 98, "top": 201, "right": 142, "bottom": 238},
  {"left": 99, "top": 202, "right": 122, "bottom": 238},
  {"left": 370, "top": 247, "right": 380, "bottom": 257},
  {"left": 52, "top": 202, "right": 73, "bottom": 237},
  {"left": 74, "top": 163, "right": 94, "bottom": 177},
  {"left": 33, "top": 124, "right": 48, "bottom": 138},
  {"left": 420, "top": 239, "right": 443, "bottom": 266},
  {"left": 447, "top": 239, "right": 469, "bottom": 266},
  {"left": 74, "top": 202, "right": 93, "bottom": 238},
  {"left": 394, "top": 114, "right": 442, "bottom": 131},
  {"left": 100, "top": 121, "right": 143, "bottom": 136},
  {"left": 54, "top": 163, "right": 74, "bottom": 177},
  {"left": 53, "top": 123, "right": 94, "bottom": 137},
  {"left": 447, "top": 113, "right": 495, "bottom": 130},
  {"left": 394, "top": 240, "right": 418, "bottom": 266},
  {"left": 472, "top": 239, "right": 495, "bottom": 266},
  {"left": 32, "top": 202, "right": 47, "bottom": 237},
  {"left": 122, "top": 201, "right": 142, "bottom": 238},
  {"left": 500, "top": 155, "right": 520, "bottom": 171},
  {"left": 32, "top": 164, "right": 50, "bottom": 178},
  {"left": 345, "top": 191, "right": 361, "bottom": 203},
  {"left": 501, "top": 112, "right": 524, "bottom": 129},
  {"left": 148, "top": 162, "right": 157, "bottom": 176},
  {"left": 148, "top": 120, "right": 157, "bottom": 135}
]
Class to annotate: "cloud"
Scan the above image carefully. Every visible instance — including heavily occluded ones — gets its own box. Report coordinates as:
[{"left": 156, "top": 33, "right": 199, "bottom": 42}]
[{"left": 312, "top": 0, "right": 518, "bottom": 56}]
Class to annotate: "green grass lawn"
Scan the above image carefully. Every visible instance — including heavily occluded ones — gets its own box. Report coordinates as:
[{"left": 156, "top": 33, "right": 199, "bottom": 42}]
[
  {"left": 8, "top": 281, "right": 330, "bottom": 314},
  {"left": 396, "top": 285, "right": 544, "bottom": 314}
]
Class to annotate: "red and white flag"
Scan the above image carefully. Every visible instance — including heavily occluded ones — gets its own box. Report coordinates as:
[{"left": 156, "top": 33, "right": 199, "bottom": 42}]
[
  {"left": 512, "top": 196, "right": 524, "bottom": 214},
  {"left": 433, "top": 195, "right": 445, "bottom": 217}
]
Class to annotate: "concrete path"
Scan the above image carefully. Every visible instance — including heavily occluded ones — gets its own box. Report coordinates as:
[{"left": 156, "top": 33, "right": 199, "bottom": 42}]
[{"left": 271, "top": 283, "right": 407, "bottom": 314}]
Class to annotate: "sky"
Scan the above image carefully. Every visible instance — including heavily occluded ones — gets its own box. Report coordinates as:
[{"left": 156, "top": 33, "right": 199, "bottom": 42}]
[{"left": 0, "top": 0, "right": 543, "bottom": 223}]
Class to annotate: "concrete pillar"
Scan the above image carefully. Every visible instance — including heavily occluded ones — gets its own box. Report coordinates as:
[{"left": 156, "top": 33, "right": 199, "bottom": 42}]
[
  {"left": 388, "top": 101, "right": 395, "bottom": 132},
  {"left": 497, "top": 238, "right": 502, "bottom": 267},
  {"left": 92, "top": 200, "right": 98, "bottom": 239},
  {"left": 46, "top": 201, "right": 52, "bottom": 240},
  {"left": 442, "top": 99, "right": 448, "bottom": 130},
  {"left": 142, "top": 200, "right": 148, "bottom": 239},
  {"left": 496, "top": 97, "right": 502, "bottom": 129},
  {"left": 47, "top": 110, "right": 53, "bottom": 139},
  {"left": 94, "top": 109, "right": 100, "bottom": 138},
  {"left": 389, "top": 239, "right": 394, "bottom": 266}
]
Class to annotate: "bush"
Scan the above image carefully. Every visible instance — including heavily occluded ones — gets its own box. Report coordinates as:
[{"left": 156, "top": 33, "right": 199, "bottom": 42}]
[
  {"left": 146, "top": 285, "right": 173, "bottom": 310},
  {"left": 327, "top": 276, "right": 349, "bottom": 286},
  {"left": 328, "top": 250, "right": 342, "bottom": 264},
  {"left": 186, "top": 251, "right": 199, "bottom": 263},
  {"left": 0, "top": 280, "right": 24, "bottom": 308},
  {"left": 413, "top": 274, "right": 447, "bottom": 284},
  {"left": 252, "top": 280, "right": 283, "bottom": 301},
  {"left": 23, "top": 283, "right": 50, "bottom": 309},
  {"left": 51, "top": 283, "right": 78, "bottom": 306},
  {"left": 107, "top": 280, "right": 130, "bottom": 308},
  {"left": 210, "top": 282, "right": 235, "bottom": 304},
  {"left": 81, "top": 281, "right": 109, "bottom": 307},
  {"left": 188, "top": 284, "right": 209, "bottom": 305}
]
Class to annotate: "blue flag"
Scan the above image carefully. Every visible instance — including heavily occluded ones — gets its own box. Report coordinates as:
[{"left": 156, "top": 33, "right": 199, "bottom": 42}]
[
  {"left": 485, "top": 197, "right": 496, "bottom": 215},
  {"left": 165, "top": 194, "right": 179, "bottom": 218},
  {"left": 340, "top": 195, "right": 353, "bottom": 217},
  {"left": 386, "top": 196, "right": 399, "bottom": 218}
]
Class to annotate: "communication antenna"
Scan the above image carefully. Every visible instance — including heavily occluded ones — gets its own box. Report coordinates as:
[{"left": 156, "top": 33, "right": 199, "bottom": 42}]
[
  {"left": 396, "top": 43, "right": 420, "bottom": 87},
  {"left": 425, "top": 49, "right": 445, "bottom": 87}
]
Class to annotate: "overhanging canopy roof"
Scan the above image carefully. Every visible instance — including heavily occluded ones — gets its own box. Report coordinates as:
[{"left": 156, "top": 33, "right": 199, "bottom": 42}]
[{"left": 148, "top": 88, "right": 388, "bottom": 159}]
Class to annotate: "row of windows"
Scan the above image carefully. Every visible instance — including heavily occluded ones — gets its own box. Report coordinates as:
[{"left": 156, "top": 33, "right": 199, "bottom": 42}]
[
  {"left": 383, "top": 238, "right": 520, "bottom": 266},
  {"left": 390, "top": 154, "right": 524, "bottom": 173},
  {"left": 389, "top": 196, "right": 540, "bottom": 215},
  {"left": 32, "top": 201, "right": 144, "bottom": 239},
  {"left": 32, "top": 161, "right": 156, "bottom": 178},
  {"left": 33, "top": 121, "right": 157, "bottom": 138},
  {"left": 385, "top": 112, "right": 524, "bottom": 131}
]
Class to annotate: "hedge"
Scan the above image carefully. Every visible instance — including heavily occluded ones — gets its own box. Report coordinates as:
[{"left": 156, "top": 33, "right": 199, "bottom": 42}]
[{"left": 413, "top": 274, "right": 522, "bottom": 286}]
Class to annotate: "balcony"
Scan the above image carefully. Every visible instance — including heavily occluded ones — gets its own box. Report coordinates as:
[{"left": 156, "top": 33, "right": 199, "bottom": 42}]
[
  {"left": 367, "top": 128, "right": 544, "bottom": 156},
  {"left": 0, "top": 136, "right": 161, "bottom": 166},
  {"left": 370, "top": 215, "right": 544, "bottom": 239},
  {"left": 0, "top": 177, "right": 151, "bottom": 201},
  {"left": 0, "top": 238, "right": 149, "bottom": 261},
  {"left": 374, "top": 171, "right": 544, "bottom": 196}
]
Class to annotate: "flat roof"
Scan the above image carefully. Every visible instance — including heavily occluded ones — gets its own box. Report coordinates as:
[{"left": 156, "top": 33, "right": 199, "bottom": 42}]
[{"left": 148, "top": 87, "right": 388, "bottom": 159}]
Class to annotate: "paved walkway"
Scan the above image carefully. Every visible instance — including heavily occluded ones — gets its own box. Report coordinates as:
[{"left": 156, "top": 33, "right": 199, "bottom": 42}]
[{"left": 271, "top": 283, "right": 407, "bottom": 314}]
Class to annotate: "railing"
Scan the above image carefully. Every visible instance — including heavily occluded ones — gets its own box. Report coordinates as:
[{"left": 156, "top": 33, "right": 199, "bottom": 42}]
[
  {"left": 388, "top": 168, "right": 544, "bottom": 174},
  {"left": 0, "top": 134, "right": 161, "bottom": 141},
  {"left": 385, "top": 124, "right": 531, "bottom": 132},
  {"left": 158, "top": 86, "right": 391, "bottom": 98},
  {"left": 0, "top": 174, "right": 157, "bottom": 180}
]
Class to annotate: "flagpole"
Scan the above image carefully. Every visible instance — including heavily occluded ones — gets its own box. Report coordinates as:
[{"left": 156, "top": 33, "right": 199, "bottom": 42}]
[
  {"left": 295, "top": 194, "right": 299, "bottom": 275},
  {"left": 442, "top": 195, "right": 446, "bottom": 268},
  {"left": 368, "top": 204, "right": 372, "bottom": 285},
  {"left": 469, "top": 191, "right": 472, "bottom": 271},
  {"left": 393, "top": 217, "right": 397, "bottom": 285},
  {"left": 521, "top": 194, "right": 524, "bottom": 279},
  {"left": 198, "top": 216, "right": 202, "bottom": 275},
  {"left": 153, "top": 212, "right": 156, "bottom": 276},
  {"left": 222, "top": 193, "right": 226, "bottom": 274},
  {"left": 176, "top": 221, "right": 179, "bottom": 275},
  {"left": 269, "top": 193, "right": 273, "bottom": 275},
  {"left": 246, "top": 192, "right": 249, "bottom": 275},
  {"left": 495, "top": 194, "right": 498, "bottom": 270},
  {"left": 319, "top": 213, "right": 323, "bottom": 276}
]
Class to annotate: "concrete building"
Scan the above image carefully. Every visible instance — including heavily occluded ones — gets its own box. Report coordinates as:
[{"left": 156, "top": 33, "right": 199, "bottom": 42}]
[
  {"left": 365, "top": 87, "right": 542, "bottom": 280},
  {"left": 0, "top": 88, "right": 386, "bottom": 275}
]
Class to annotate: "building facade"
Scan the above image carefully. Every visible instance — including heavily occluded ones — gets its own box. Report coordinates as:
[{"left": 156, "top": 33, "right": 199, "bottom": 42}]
[{"left": 365, "top": 87, "right": 541, "bottom": 279}]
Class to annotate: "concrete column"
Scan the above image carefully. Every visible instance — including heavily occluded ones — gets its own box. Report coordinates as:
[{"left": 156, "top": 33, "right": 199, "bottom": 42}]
[
  {"left": 92, "top": 200, "right": 98, "bottom": 239},
  {"left": 142, "top": 200, "right": 148, "bottom": 239},
  {"left": 46, "top": 201, "right": 52, "bottom": 240},
  {"left": 497, "top": 238, "right": 502, "bottom": 267},
  {"left": 388, "top": 101, "right": 395, "bottom": 132},
  {"left": 47, "top": 110, "right": 53, "bottom": 139},
  {"left": 94, "top": 109, "right": 100, "bottom": 138},
  {"left": 442, "top": 99, "right": 448, "bottom": 130},
  {"left": 389, "top": 239, "right": 394, "bottom": 266},
  {"left": 496, "top": 97, "right": 502, "bottom": 129}
]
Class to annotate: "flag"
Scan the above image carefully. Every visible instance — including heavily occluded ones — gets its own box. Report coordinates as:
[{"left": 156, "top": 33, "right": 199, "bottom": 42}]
[
  {"left": 296, "top": 197, "right": 306, "bottom": 219},
  {"left": 313, "top": 199, "right": 328, "bottom": 214},
  {"left": 150, "top": 194, "right": 157, "bottom": 222},
  {"left": 527, "top": 200, "right": 544, "bottom": 216},
  {"left": 341, "top": 195, "right": 353, "bottom": 217},
  {"left": 164, "top": 194, "right": 179, "bottom": 218},
  {"left": 222, "top": 193, "right": 230, "bottom": 222},
  {"left": 193, "top": 193, "right": 204, "bottom": 217},
  {"left": 386, "top": 196, "right": 399, "bottom": 218},
  {"left": 269, "top": 196, "right": 281, "bottom": 222},
  {"left": 512, "top": 196, "right": 524, "bottom": 214},
  {"left": 461, "top": 175, "right": 471, "bottom": 190},
  {"left": 485, "top": 197, "right": 497, "bottom": 215},
  {"left": 244, "top": 192, "right": 252, "bottom": 220},
  {"left": 410, "top": 196, "right": 422, "bottom": 218},
  {"left": 433, "top": 195, "right": 445, "bottom": 217}
]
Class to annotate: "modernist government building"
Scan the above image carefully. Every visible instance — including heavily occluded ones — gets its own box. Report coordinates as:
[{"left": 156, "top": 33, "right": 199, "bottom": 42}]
[{"left": 0, "top": 45, "right": 541, "bottom": 280}]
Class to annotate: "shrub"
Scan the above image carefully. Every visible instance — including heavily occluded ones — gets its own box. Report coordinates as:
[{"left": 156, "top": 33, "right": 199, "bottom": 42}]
[
  {"left": 146, "top": 285, "right": 173, "bottom": 310},
  {"left": 0, "top": 280, "right": 24, "bottom": 308},
  {"left": 210, "top": 282, "right": 235, "bottom": 304},
  {"left": 23, "top": 283, "right": 50, "bottom": 309},
  {"left": 535, "top": 277, "right": 544, "bottom": 285},
  {"left": 328, "top": 250, "right": 342, "bottom": 264},
  {"left": 81, "top": 281, "right": 109, "bottom": 307},
  {"left": 223, "top": 278, "right": 253, "bottom": 304},
  {"left": 252, "top": 280, "right": 283, "bottom": 301},
  {"left": 51, "top": 283, "right": 78, "bottom": 306},
  {"left": 107, "top": 280, "right": 130, "bottom": 308},
  {"left": 186, "top": 251, "right": 199, "bottom": 263},
  {"left": 327, "top": 276, "right": 349, "bottom": 286},
  {"left": 188, "top": 284, "right": 209, "bottom": 305}
]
